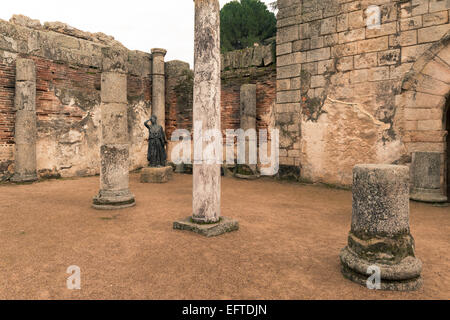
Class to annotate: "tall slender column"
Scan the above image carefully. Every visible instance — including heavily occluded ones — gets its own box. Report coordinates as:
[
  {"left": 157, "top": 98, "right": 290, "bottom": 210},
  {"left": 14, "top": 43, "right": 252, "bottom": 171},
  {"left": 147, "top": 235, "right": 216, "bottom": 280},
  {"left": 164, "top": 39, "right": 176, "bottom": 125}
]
[
  {"left": 93, "top": 50, "right": 135, "bottom": 210},
  {"left": 151, "top": 48, "right": 167, "bottom": 129},
  {"left": 192, "top": 0, "right": 221, "bottom": 223},
  {"left": 11, "top": 58, "right": 38, "bottom": 183},
  {"left": 173, "top": 0, "right": 238, "bottom": 237}
]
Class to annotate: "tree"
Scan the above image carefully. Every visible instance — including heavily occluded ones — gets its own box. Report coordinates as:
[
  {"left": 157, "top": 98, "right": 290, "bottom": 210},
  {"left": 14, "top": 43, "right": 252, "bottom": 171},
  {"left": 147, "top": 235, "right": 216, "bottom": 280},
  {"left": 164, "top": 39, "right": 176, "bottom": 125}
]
[{"left": 220, "top": 0, "right": 276, "bottom": 53}]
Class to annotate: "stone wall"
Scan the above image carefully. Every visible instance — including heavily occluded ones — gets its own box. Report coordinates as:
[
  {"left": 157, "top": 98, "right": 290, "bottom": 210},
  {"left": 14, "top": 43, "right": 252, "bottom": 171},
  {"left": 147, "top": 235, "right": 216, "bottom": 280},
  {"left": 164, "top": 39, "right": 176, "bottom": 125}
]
[
  {"left": 0, "top": 15, "right": 277, "bottom": 181},
  {"left": 0, "top": 15, "right": 152, "bottom": 181},
  {"left": 276, "top": 0, "right": 450, "bottom": 187}
]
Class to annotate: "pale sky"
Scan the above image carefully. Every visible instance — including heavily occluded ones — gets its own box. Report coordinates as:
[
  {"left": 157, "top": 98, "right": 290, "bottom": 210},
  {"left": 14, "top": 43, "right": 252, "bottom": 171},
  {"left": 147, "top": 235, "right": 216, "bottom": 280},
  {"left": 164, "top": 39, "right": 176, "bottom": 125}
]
[{"left": 0, "top": 0, "right": 275, "bottom": 67}]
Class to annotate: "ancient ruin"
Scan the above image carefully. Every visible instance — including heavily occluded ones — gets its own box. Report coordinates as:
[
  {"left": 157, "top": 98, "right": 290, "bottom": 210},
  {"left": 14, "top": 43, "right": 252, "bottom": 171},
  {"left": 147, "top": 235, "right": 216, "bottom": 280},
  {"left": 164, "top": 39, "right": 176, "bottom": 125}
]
[
  {"left": 10, "top": 58, "right": 37, "bottom": 183},
  {"left": 92, "top": 49, "right": 135, "bottom": 210},
  {"left": 0, "top": 0, "right": 449, "bottom": 300},
  {"left": 140, "top": 114, "right": 173, "bottom": 184},
  {"left": 173, "top": 0, "right": 239, "bottom": 237},
  {"left": 340, "top": 164, "right": 423, "bottom": 291}
]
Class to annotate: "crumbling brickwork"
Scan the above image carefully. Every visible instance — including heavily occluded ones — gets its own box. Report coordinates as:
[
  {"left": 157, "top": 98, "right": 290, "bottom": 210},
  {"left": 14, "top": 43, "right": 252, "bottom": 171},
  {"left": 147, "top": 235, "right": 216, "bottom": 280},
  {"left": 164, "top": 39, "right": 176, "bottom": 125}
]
[
  {"left": 165, "top": 44, "right": 276, "bottom": 163},
  {"left": 276, "top": 0, "right": 450, "bottom": 187},
  {"left": 0, "top": 15, "right": 152, "bottom": 181}
]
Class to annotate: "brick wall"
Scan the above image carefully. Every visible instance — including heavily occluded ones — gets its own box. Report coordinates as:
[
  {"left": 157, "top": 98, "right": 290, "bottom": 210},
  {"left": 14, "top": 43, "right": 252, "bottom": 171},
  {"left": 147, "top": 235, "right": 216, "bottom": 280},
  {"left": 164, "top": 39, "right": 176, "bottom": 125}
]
[
  {"left": 276, "top": 0, "right": 450, "bottom": 186},
  {"left": 165, "top": 45, "right": 276, "bottom": 164},
  {"left": 0, "top": 17, "right": 152, "bottom": 180}
]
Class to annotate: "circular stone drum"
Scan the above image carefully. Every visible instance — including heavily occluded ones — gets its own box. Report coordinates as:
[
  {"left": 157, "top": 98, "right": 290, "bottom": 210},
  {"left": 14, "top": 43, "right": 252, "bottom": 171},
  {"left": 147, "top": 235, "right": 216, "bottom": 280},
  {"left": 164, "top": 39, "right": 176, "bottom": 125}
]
[{"left": 340, "top": 164, "right": 422, "bottom": 291}]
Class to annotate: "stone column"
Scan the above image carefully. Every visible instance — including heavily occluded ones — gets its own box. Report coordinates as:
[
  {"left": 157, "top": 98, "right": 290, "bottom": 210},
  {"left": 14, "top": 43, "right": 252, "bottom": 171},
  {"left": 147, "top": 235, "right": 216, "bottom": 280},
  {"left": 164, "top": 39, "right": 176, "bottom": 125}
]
[
  {"left": 93, "top": 50, "right": 135, "bottom": 210},
  {"left": 340, "top": 164, "right": 422, "bottom": 291},
  {"left": 410, "top": 152, "right": 447, "bottom": 203},
  {"left": 173, "top": 0, "right": 238, "bottom": 237},
  {"left": 11, "top": 58, "right": 38, "bottom": 183},
  {"left": 235, "top": 84, "right": 258, "bottom": 178},
  {"left": 151, "top": 48, "right": 167, "bottom": 129}
]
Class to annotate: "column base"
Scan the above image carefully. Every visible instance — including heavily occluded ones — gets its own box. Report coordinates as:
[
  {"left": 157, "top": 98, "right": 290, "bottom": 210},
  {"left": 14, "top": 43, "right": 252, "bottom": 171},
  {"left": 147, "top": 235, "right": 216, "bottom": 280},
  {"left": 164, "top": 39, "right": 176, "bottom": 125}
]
[
  {"left": 10, "top": 173, "right": 38, "bottom": 183},
  {"left": 173, "top": 216, "right": 239, "bottom": 237},
  {"left": 140, "top": 166, "right": 173, "bottom": 183},
  {"left": 234, "top": 164, "right": 259, "bottom": 180},
  {"left": 92, "top": 189, "right": 136, "bottom": 210},
  {"left": 340, "top": 246, "right": 423, "bottom": 291},
  {"left": 410, "top": 187, "right": 447, "bottom": 203}
]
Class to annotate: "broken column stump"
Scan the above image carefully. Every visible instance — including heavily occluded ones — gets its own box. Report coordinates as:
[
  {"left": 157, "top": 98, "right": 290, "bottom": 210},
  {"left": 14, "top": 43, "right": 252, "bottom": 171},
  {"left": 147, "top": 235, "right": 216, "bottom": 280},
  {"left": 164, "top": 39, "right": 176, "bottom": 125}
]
[
  {"left": 410, "top": 152, "right": 447, "bottom": 203},
  {"left": 173, "top": 0, "right": 238, "bottom": 237},
  {"left": 340, "top": 164, "right": 422, "bottom": 291},
  {"left": 11, "top": 58, "right": 38, "bottom": 183},
  {"left": 93, "top": 50, "right": 135, "bottom": 210}
]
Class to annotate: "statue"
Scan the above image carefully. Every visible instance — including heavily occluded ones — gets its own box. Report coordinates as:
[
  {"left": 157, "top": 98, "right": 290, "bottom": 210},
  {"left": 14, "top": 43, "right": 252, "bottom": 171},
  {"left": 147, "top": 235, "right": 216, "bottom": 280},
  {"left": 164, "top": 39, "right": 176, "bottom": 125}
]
[{"left": 144, "top": 115, "right": 167, "bottom": 167}]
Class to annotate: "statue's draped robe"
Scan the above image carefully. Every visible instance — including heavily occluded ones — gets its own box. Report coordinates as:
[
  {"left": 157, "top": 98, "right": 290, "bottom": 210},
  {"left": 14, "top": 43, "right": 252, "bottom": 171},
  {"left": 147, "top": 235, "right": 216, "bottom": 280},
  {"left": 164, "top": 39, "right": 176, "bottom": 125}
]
[{"left": 145, "top": 122, "right": 167, "bottom": 167}]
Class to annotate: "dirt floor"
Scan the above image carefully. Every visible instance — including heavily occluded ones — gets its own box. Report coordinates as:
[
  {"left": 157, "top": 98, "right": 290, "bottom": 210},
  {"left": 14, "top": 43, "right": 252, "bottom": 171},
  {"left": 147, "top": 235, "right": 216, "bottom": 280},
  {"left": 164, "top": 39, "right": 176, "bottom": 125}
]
[{"left": 0, "top": 173, "right": 448, "bottom": 300}]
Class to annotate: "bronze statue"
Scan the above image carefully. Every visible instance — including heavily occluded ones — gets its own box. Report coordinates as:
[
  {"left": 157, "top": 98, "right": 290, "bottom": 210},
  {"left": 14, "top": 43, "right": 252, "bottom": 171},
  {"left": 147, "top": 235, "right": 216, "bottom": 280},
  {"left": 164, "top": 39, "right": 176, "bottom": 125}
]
[{"left": 144, "top": 115, "right": 167, "bottom": 167}]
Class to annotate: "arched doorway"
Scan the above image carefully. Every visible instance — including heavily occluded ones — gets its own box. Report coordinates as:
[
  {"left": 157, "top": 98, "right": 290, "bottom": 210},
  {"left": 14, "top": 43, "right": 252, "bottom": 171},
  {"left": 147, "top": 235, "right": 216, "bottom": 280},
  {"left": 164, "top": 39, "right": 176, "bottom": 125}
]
[{"left": 400, "top": 30, "right": 450, "bottom": 202}]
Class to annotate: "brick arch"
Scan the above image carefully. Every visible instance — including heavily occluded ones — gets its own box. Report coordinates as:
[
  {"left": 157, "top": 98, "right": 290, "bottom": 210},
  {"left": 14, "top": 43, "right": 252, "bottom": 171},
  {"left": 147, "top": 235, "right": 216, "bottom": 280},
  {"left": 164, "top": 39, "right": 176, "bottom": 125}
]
[{"left": 399, "top": 30, "right": 450, "bottom": 156}]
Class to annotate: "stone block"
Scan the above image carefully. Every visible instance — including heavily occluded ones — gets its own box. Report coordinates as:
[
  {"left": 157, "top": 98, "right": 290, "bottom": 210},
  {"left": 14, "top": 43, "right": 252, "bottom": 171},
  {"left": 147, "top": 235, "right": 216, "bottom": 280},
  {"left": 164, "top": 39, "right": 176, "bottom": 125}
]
[
  {"left": 101, "top": 103, "right": 128, "bottom": 145},
  {"left": 423, "top": 11, "right": 449, "bottom": 27},
  {"left": 14, "top": 81, "right": 36, "bottom": 111},
  {"left": 418, "top": 24, "right": 450, "bottom": 43},
  {"left": 173, "top": 216, "right": 239, "bottom": 237},
  {"left": 140, "top": 166, "right": 173, "bottom": 183},
  {"left": 101, "top": 72, "right": 127, "bottom": 104},
  {"left": 410, "top": 152, "right": 447, "bottom": 203},
  {"left": 15, "top": 58, "right": 36, "bottom": 81},
  {"left": 99, "top": 144, "right": 130, "bottom": 191}
]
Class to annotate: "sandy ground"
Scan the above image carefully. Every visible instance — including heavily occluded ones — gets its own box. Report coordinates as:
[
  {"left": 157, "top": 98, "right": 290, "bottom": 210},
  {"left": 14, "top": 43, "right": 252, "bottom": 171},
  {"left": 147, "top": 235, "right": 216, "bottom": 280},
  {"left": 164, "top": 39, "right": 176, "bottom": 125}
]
[{"left": 0, "top": 173, "right": 448, "bottom": 300}]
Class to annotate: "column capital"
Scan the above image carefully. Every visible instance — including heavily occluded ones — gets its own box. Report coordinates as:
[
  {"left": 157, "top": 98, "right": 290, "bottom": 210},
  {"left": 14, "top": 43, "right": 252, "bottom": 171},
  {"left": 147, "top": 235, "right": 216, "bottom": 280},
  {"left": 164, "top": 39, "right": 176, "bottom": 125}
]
[{"left": 151, "top": 48, "right": 167, "bottom": 57}]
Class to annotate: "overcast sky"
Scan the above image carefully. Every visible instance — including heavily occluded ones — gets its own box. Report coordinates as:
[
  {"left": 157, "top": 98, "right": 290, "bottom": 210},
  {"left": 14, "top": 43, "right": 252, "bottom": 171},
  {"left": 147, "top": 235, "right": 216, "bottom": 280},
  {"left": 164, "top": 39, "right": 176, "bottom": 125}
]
[{"left": 0, "top": 0, "right": 275, "bottom": 67}]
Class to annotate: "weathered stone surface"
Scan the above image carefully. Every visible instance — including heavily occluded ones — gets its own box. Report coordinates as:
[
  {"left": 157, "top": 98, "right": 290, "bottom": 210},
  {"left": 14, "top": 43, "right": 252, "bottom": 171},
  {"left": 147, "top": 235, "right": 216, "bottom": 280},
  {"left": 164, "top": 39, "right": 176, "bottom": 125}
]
[
  {"left": 92, "top": 188, "right": 136, "bottom": 210},
  {"left": 12, "top": 58, "right": 37, "bottom": 183},
  {"left": 152, "top": 48, "right": 167, "bottom": 129},
  {"left": 93, "top": 68, "right": 135, "bottom": 210},
  {"left": 351, "top": 164, "right": 410, "bottom": 238},
  {"left": 173, "top": 216, "right": 239, "bottom": 237},
  {"left": 140, "top": 166, "right": 173, "bottom": 183},
  {"left": 410, "top": 152, "right": 447, "bottom": 202},
  {"left": 340, "top": 164, "right": 422, "bottom": 291},
  {"left": 100, "top": 72, "right": 127, "bottom": 104},
  {"left": 237, "top": 84, "right": 258, "bottom": 178},
  {"left": 15, "top": 58, "right": 36, "bottom": 81},
  {"left": 221, "top": 43, "right": 274, "bottom": 71},
  {"left": 14, "top": 81, "right": 36, "bottom": 111},
  {"left": 192, "top": 0, "right": 222, "bottom": 224}
]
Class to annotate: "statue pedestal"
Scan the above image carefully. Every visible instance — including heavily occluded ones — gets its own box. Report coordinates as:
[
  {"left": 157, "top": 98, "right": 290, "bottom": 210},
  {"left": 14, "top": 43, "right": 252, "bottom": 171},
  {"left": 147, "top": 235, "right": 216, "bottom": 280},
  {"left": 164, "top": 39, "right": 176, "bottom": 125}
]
[{"left": 140, "top": 166, "right": 173, "bottom": 183}]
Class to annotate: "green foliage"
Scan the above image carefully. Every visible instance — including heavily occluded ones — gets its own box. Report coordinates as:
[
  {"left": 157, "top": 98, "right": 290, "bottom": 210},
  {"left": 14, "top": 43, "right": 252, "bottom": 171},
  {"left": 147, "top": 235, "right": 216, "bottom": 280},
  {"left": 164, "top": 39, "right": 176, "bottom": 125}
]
[{"left": 220, "top": 0, "right": 276, "bottom": 53}]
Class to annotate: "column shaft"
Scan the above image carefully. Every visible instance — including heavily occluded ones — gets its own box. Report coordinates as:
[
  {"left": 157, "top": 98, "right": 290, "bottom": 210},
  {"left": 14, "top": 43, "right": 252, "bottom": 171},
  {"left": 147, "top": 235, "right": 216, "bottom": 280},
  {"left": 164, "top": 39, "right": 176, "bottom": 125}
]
[
  {"left": 93, "top": 67, "right": 135, "bottom": 210},
  {"left": 192, "top": 0, "right": 221, "bottom": 223},
  {"left": 12, "top": 58, "right": 38, "bottom": 183},
  {"left": 151, "top": 48, "right": 167, "bottom": 129}
]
